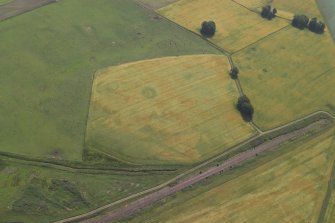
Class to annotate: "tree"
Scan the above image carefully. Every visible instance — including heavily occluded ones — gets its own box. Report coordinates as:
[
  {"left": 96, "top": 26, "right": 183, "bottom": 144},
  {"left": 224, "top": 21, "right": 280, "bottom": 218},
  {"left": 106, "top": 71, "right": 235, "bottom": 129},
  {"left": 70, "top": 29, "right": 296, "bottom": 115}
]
[
  {"left": 308, "top": 18, "right": 326, "bottom": 34},
  {"left": 237, "top": 95, "right": 254, "bottom": 122},
  {"left": 261, "top": 5, "right": 277, "bottom": 20},
  {"left": 292, "top": 15, "right": 309, "bottom": 29},
  {"left": 308, "top": 17, "right": 317, "bottom": 31},
  {"left": 229, "top": 66, "right": 239, "bottom": 79},
  {"left": 200, "top": 21, "right": 216, "bottom": 37}
]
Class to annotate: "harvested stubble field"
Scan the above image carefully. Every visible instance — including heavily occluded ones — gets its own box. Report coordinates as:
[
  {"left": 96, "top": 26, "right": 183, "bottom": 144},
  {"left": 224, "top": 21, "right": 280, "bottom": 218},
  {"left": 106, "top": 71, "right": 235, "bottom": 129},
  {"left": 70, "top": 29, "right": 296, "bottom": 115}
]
[
  {"left": 158, "top": 0, "right": 288, "bottom": 52},
  {"left": 123, "top": 127, "right": 335, "bottom": 223},
  {"left": 234, "top": 26, "right": 335, "bottom": 130},
  {"left": 86, "top": 55, "right": 255, "bottom": 165},
  {"left": 136, "top": 0, "right": 180, "bottom": 9},
  {"left": 0, "top": 0, "right": 220, "bottom": 160},
  {"left": 325, "top": 184, "right": 335, "bottom": 223},
  {"left": 273, "top": 0, "right": 322, "bottom": 17}
]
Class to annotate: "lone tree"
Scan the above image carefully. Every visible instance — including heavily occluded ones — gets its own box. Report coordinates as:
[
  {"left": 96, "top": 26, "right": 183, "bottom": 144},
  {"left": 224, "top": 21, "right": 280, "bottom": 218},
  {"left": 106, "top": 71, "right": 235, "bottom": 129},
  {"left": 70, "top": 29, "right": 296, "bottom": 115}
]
[
  {"left": 229, "top": 66, "right": 239, "bottom": 80},
  {"left": 200, "top": 21, "right": 216, "bottom": 37},
  {"left": 292, "top": 15, "right": 309, "bottom": 29},
  {"left": 237, "top": 95, "right": 254, "bottom": 122},
  {"left": 261, "top": 5, "right": 277, "bottom": 20},
  {"left": 308, "top": 17, "right": 326, "bottom": 33}
]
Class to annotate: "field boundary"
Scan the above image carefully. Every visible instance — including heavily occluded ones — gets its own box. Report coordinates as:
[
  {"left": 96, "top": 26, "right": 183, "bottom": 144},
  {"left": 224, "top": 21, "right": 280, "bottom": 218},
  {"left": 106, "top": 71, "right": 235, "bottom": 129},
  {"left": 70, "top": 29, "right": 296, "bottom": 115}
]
[
  {"left": 81, "top": 70, "right": 97, "bottom": 161},
  {"left": 232, "top": 24, "right": 291, "bottom": 55},
  {"left": 318, "top": 155, "right": 335, "bottom": 223},
  {"left": 0, "top": 0, "right": 56, "bottom": 22},
  {"left": 0, "top": 151, "right": 180, "bottom": 174}
]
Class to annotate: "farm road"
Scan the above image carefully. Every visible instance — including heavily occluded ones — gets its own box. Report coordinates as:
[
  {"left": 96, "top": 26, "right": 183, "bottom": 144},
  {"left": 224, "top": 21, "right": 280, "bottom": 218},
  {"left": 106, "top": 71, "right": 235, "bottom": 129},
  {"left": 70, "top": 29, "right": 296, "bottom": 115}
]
[
  {"left": 87, "top": 119, "right": 330, "bottom": 223},
  {"left": 0, "top": 0, "right": 55, "bottom": 21}
]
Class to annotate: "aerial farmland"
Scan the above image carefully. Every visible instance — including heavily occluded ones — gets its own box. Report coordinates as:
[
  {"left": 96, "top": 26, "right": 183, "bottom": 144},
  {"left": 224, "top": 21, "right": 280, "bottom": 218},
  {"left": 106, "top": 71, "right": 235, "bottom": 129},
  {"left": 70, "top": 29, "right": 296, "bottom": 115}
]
[{"left": 0, "top": 0, "right": 334, "bottom": 222}]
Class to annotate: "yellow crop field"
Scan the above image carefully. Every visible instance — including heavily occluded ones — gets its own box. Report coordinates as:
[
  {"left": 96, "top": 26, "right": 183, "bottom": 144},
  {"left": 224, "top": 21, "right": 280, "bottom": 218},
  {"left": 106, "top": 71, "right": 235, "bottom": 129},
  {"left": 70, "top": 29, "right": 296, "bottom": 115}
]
[
  {"left": 325, "top": 191, "right": 335, "bottom": 223},
  {"left": 273, "top": 0, "right": 322, "bottom": 17},
  {"left": 232, "top": 0, "right": 264, "bottom": 9},
  {"left": 233, "top": 26, "right": 335, "bottom": 130},
  {"left": 85, "top": 55, "right": 255, "bottom": 165},
  {"left": 233, "top": 0, "right": 321, "bottom": 18},
  {"left": 124, "top": 128, "right": 335, "bottom": 223},
  {"left": 158, "top": 0, "right": 288, "bottom": 52},
  {"left": 137, "top": 0, "right": 180, "bottom": 9}
]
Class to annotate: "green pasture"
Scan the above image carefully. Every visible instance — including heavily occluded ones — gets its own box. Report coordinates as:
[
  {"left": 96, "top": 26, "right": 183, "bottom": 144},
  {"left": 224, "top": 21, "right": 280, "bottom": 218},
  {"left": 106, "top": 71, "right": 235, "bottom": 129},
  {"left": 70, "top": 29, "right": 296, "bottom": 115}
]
[
  {"left": 0, "top": 0, "right": 12, "bottom": 6},
  {"left": 0, "top": 0, "right": 220, "bottom": 160}
]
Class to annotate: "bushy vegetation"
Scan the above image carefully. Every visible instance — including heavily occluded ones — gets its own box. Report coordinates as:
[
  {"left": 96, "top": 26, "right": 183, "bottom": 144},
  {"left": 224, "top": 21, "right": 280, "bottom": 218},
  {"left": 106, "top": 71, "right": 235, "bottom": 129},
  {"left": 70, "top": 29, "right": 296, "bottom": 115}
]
[{"left": 0, "top": 160, "right": 178, "bottom": 223}]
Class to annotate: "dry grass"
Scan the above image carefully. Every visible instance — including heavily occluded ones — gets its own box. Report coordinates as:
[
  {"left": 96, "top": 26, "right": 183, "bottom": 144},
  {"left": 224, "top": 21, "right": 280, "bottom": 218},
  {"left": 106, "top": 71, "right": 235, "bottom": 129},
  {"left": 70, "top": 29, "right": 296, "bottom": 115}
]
[
  {"left": 124, "top": 128, "right": 335, "bottom": 223},
  {"left": 86, "top": 55, "right": 255, "bottom": 165},
  {"left": 234, "top": 26, "right": 335, "bottom": 130},
  {"left": 158, "top": 0, "right": 288, "bottom": 52}
]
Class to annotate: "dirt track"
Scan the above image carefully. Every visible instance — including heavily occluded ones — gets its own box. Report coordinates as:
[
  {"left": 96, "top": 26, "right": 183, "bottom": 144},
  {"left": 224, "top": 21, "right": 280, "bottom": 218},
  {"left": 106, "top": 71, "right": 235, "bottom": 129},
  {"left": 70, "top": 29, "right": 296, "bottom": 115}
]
[
  {"left": 88, "top": 119, "right": 330, "bottom": 223},
  {"left": 0, "top": 0, "right": 55, "bottom": 21}
]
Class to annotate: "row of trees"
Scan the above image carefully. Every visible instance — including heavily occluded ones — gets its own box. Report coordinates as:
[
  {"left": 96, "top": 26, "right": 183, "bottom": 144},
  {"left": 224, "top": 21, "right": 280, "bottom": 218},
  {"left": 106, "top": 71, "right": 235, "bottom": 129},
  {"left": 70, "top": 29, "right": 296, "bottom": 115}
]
[
  {"left": 227, "top": 67, "right": 254, "bottom": 122},
  {"left": 199, "top": 21, "right": 254, "bottom": 122},
  {"left": 292, "top": 15, "right": 326, "bottom": 33}
]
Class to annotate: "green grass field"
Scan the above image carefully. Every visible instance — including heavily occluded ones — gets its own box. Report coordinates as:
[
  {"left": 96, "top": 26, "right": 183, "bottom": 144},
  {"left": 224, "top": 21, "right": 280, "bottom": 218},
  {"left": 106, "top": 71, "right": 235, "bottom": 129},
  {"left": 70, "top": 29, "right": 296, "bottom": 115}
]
[
  {"left": 0, "top": 0, "right": 221, "bottom": 160},
  {"left": 123, "top": 127, "right": 335, "bottom": 223},
  {"left": 233, "top": 26, "right": 335, "bottom": 130},
  {"left": 0, "top": 158, "right": 177, "bottom": 223},
  {"left": 86, "top": 55, "right": 255, "bottom": 165},
  {"left": 0, "top": 0, "right": 12, "bottom": 6},
  {"left": 158, "top": 0, "right": 288, "bottom": 52}
]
